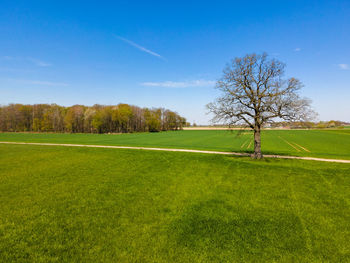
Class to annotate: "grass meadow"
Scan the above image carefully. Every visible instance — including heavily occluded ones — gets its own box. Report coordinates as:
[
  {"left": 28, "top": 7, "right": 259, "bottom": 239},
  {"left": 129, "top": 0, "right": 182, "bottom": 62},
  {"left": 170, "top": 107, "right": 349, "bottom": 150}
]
[
  {"left": 1, "top": 129, "right": 350, "bottom": 159},
  {"left": 1, "top": 130, "right": 350, "bottom": 262}
]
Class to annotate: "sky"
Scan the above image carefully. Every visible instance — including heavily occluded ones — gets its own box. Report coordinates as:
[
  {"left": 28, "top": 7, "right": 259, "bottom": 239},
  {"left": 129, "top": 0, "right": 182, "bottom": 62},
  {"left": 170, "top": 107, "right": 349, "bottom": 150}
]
[{"left": 0, "top": 0, "right": 349, "bottom": 124}]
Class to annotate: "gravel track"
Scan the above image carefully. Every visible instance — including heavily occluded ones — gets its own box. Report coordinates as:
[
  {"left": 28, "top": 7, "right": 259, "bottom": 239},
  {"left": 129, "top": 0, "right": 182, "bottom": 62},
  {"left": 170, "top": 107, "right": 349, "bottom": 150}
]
[{"left": 1, "top": 141, "right": 349, "bottom": 163}]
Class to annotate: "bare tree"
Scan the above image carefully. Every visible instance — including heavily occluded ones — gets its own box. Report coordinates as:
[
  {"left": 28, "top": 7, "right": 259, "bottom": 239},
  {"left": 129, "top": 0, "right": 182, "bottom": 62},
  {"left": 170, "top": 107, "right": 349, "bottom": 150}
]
[{"left": 207, "top": 53, "right": 315, "bottom": 159}]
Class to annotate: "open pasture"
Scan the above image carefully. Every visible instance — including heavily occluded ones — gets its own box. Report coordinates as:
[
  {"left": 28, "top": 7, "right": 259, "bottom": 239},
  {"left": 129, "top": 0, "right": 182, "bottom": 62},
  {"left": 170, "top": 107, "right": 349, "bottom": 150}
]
[
  {"left": 1, "top": 129, "right": 350, "bottom": 160},
  {"left": 1, "top": 144, "right": 350, "bottom": 262}
]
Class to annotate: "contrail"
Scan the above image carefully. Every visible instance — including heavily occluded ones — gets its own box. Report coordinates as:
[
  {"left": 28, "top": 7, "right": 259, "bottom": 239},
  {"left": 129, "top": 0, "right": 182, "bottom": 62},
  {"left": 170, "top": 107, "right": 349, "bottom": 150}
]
[{"left": 114, "top": 35, "right": 166, "bottom": 61}]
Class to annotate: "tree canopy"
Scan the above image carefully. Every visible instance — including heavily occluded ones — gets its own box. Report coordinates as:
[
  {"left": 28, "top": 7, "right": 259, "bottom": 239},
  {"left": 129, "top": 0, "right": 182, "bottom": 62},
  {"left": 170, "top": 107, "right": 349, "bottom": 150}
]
[{"left": 0, "top": 103, "right": 187, "bottom": 133}]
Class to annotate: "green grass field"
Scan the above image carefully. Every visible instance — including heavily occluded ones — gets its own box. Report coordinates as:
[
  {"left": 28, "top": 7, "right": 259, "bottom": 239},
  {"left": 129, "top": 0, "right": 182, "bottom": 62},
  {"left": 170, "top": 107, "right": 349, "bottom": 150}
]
[
  {"left": 1, "top": 129, "right": 350, "bottom": 159},
  {"left": 1, "top": 144, "right": 349, "bottom": 262}
]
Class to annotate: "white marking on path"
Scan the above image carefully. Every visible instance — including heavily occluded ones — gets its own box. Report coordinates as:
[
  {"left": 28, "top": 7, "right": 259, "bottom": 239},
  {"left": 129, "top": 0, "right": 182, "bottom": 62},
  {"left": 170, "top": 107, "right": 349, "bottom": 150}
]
[{"left": 0, "top": 141, "right": 349, "bottom": 164}]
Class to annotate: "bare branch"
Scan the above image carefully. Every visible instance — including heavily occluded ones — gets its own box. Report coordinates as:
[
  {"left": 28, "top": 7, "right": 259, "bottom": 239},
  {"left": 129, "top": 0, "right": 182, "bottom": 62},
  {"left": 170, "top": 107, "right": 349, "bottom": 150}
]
[{"left": 207, "top": 52, "right": 316, "bottom": 158}]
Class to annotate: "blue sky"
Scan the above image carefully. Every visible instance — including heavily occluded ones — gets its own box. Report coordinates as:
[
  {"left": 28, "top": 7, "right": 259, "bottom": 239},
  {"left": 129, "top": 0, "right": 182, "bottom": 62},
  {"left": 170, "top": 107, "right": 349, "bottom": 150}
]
[{"left": 0, "top": 0, "right": 349, "bottom": 124}]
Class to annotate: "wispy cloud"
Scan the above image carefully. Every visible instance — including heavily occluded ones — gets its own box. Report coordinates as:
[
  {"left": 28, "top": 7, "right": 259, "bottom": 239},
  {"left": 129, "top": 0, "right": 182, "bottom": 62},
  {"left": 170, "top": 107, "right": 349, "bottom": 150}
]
[
  {"left": 2, "top": 56, "right": 14, "bottom": 60},
  {"left": 294, "top": 48, "right": 301, "bottom": 52},
  {"left": 1, "top": 56, "right": 52, "bottom": 67},
  {"left": 114, "top": 35, "right": 166, "bottom": 60},
  {"left": 1, "top": 56, "right": 16, "bottom": 61},
  {"left": 141, "top": 79, "right": 215, "bottom": 88},
  {"left": 7, "top": 78, "right": 68, "bottom": 86},
  {"left": 338, "top": 63, "right": 349, "bottom": 70},
  {"left": 27, "top": 57, "right": 52, "bottom": 67},
  {"left": 0, "top": 67, "right": 36, "bottom": 73}
]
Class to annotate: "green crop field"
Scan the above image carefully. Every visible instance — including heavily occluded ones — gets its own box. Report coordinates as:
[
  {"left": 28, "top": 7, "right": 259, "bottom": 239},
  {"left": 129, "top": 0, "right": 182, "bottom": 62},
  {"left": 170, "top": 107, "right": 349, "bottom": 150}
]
[
  {"left": 1, "top": 143, "right": 349, "bottom": 262},
  {"left": 1, "top": 129, "right": 350, "bottom": 159}
]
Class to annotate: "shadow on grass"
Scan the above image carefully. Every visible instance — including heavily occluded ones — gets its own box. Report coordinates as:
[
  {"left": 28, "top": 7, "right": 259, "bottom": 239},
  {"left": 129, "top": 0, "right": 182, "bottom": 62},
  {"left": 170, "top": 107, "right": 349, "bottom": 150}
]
[
  {"left": 168, "top": 199, "right": 307, "bottom": 260},
  {"left": 226, "top": 147, "right": 301, "bottom": 156}
]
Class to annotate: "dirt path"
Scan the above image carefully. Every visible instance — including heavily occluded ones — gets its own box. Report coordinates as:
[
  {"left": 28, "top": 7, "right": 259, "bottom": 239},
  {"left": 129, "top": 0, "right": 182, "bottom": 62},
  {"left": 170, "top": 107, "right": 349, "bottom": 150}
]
[{"left": 1, "top": 141, "right": 349, "bottom": 164}]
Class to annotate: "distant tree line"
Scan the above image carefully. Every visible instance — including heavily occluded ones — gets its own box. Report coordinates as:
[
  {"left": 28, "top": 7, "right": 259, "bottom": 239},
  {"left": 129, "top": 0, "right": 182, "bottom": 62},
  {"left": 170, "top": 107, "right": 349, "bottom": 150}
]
[
  {"left": 268, "top": 120, "right": 349, "bottom": 129},
  {"left": 0, "top": 104, "right": 187, "bottom": 133},
  {"left": 206, "top": 121, "right": 349, "bottom": 129}
]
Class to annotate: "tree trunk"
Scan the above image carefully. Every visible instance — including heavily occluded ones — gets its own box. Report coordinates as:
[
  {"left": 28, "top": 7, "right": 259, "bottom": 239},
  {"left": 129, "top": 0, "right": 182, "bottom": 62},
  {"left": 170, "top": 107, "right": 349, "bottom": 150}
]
[{"left": 253, "top": 128, "right": 263, "bottom": 159}]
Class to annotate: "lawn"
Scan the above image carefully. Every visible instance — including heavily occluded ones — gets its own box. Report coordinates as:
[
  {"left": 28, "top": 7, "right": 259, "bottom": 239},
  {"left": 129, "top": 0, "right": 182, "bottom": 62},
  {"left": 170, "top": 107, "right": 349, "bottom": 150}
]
[
  {"left": 1, "top": 129, "right": 350, "bottom": 159},
  {"left": 1, "top": 144, "right": 349, "bottom": 262}
]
